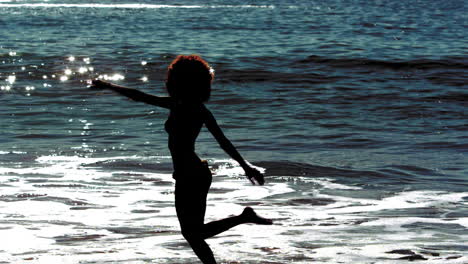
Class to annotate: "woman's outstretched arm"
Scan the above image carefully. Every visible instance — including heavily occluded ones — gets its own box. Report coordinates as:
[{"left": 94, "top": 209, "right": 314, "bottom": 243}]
[
  {"left": 91, "top": 80, "right": 174, "bottom": 109},
  {"left": 204, "top": 106, "right": 265, "bottom": 185}
]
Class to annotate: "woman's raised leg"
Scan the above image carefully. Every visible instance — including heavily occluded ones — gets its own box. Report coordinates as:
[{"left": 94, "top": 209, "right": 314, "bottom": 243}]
[
  {"left": 202, "top": 207, "right": 273, "bottom": 239},
  {"left": 174, "top": 170, "right": 272, "bottom": 263}
]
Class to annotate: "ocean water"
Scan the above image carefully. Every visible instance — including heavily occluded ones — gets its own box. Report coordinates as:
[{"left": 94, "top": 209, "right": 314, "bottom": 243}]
[{"left": 0, "top": 0, "right": 467, "bottom": 263}]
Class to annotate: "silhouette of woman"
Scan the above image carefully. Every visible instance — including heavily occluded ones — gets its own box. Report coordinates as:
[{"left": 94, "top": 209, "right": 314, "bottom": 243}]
[{"left": 91, "top": 55, "right": 272, "bottom": 264}]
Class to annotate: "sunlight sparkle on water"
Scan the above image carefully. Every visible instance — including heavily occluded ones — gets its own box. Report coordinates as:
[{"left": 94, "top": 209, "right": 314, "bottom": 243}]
[
  {"left": 78, "top": 67, "right": 88, "bottom": 74},
  {"left": 99, "top": 73, "right": 125, "bottom": 81},
  {"left": 64, "top": 69, "right": 72, "bottom": 75},
  {"left": 6, "top": 75, "right": 16, "bottom": 84},
  {"left": 141, "top": 60, "right": 147, "bottom": 66},
  {"left": 60, "top": 76, "right": 68, "bottom": 82},
  {"left": 140, "top": 76, "right": 148, "bottom": 82},
  {"left": 68, "top": 56, "right": 75, "bottom": 62}
]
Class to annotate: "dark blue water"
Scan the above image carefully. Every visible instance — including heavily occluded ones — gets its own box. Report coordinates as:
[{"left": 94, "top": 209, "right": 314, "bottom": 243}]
[{"left": 0, "top": 0, "right": 467, "bottom": 263}]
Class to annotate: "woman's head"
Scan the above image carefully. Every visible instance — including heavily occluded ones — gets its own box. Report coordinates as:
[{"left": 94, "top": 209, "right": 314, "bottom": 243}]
[{"left": 166, "top": 55, "right": 214, "bottom": 103}]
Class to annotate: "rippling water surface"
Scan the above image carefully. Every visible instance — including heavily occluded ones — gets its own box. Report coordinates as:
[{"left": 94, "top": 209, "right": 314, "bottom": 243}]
[{"left": 1, "top": 0, "right": 467, "bottom": 263}]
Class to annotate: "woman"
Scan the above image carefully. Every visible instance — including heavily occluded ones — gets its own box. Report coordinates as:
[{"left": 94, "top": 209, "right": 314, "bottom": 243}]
[{"left": 91, "top": 55, "right": 272, "bottom": 264}]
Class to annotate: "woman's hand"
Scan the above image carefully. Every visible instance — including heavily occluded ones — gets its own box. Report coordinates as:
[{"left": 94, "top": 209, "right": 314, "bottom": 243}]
[
  {"left": 89, "top": 79, "right": 112, "bottom": 89},
  {"left": 245, "top": 166, "right": 265, "bottom": 185}
]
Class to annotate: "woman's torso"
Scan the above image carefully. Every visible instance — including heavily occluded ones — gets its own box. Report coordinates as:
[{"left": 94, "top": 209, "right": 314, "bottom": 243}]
[{"left": 165, "top": 103, "right": 207, "bottom": 178}]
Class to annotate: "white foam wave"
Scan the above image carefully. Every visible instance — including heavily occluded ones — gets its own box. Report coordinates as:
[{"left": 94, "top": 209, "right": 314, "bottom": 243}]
[
  {"left": 0, "top": 150, "right": 26, "bottom": 154},
  {"left": 317, "top": 190, "right": 468, "bottom": 217},
  {"left": 36, "top": 154, "right": 149, "bottom": 165},
  {"left": 0, "top": 154, "right": 172, "bottom": 183},
  {"left": 212, "top": 158, "right": 260, "bottom": 177},
  {"left": 305, "top": 177, "right": 362, "bottom": 190},
  {"left": 1, "top": 154, "right": 466, "bottom": 263},
  {"left": 0, "top": 3, "right": 275, "bottom": 9}
]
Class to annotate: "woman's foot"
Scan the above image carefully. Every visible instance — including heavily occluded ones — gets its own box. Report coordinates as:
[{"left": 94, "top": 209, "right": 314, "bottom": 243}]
[{"left": 241, "top": 207, "right": 273, "bottom": 225}]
